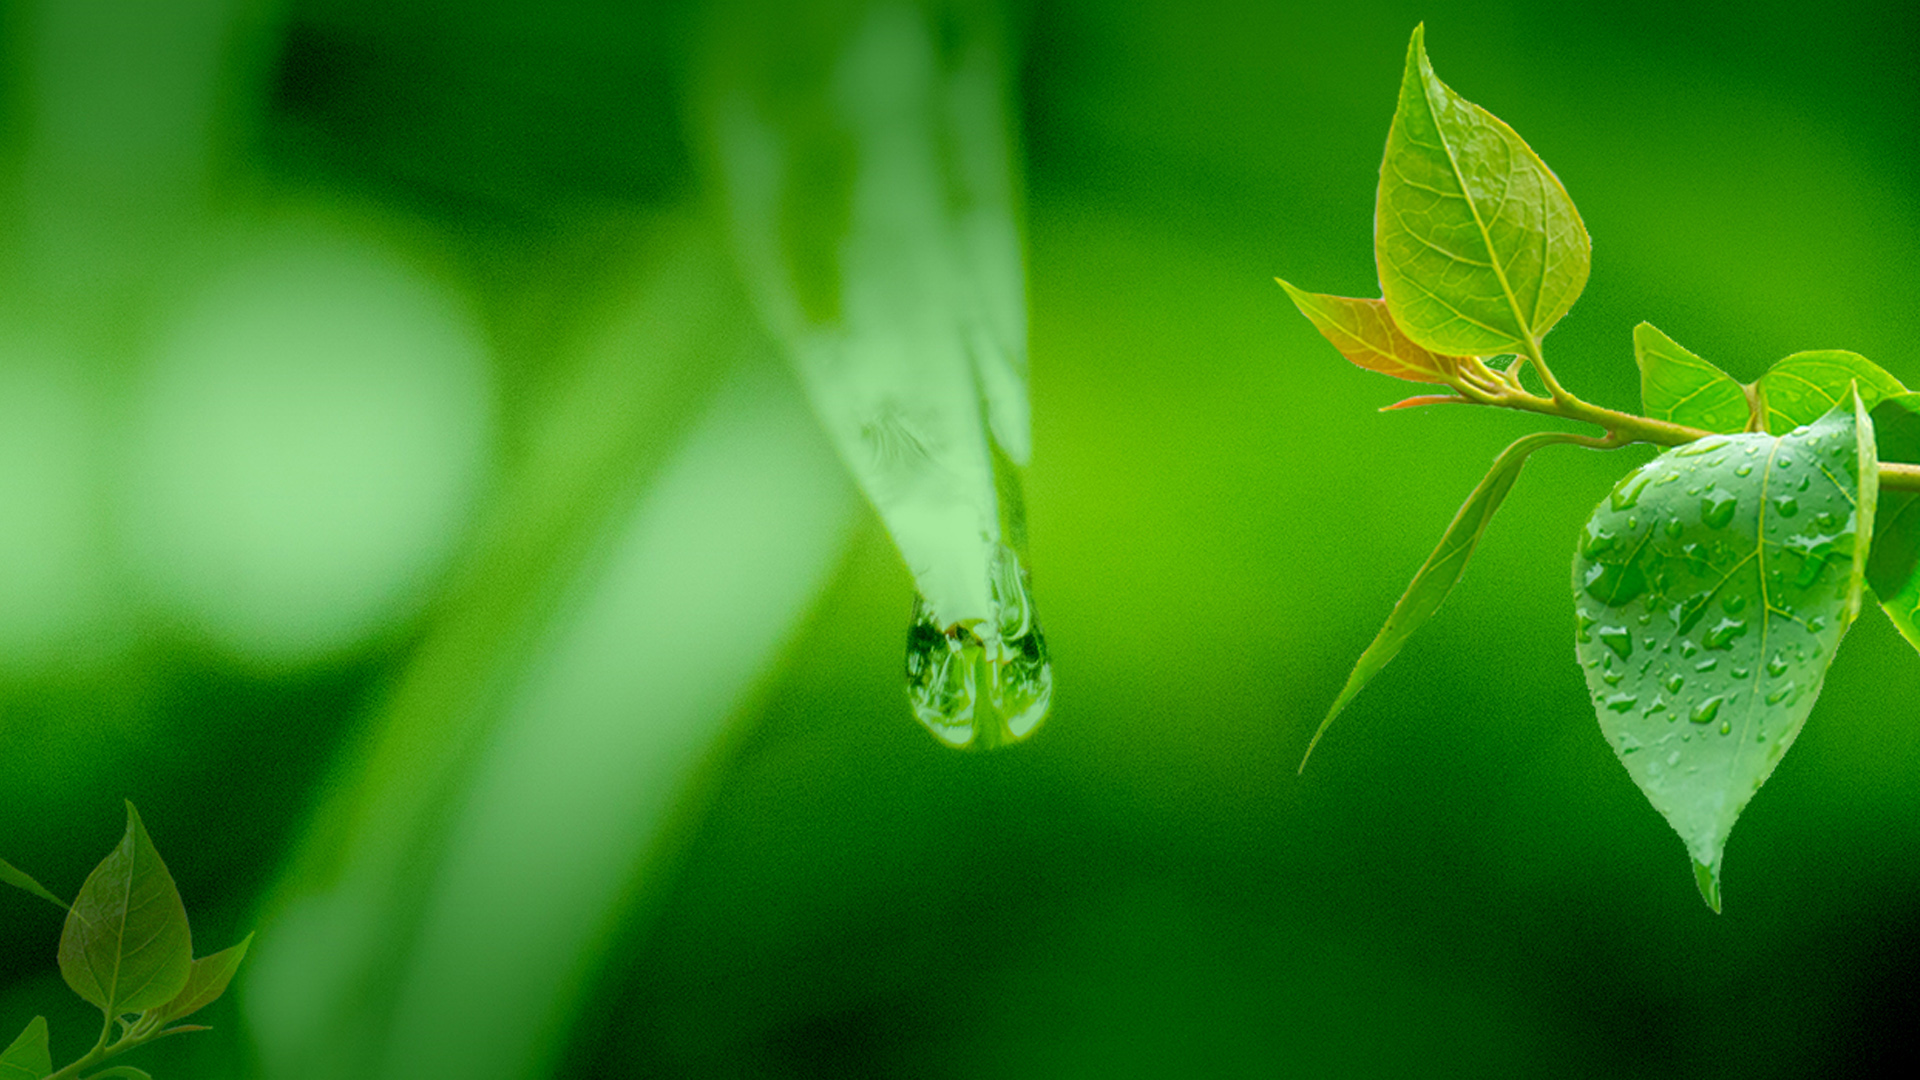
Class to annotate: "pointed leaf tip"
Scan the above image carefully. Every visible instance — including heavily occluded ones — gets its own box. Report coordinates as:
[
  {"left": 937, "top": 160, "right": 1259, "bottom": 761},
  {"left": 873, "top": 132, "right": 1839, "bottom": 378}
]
[
  {"left": 1277, "top": 281, "right": 1465, "bottom": 385},
  {"left": 59, "top": 802, "right": 193, "bottom": 1017},
  {"left": 1693, "top": 859, "right": 1722, "bottom": 913},
  {"left": 1, "top": 855, "right": 68, "bottom": 912},
  {"left": 1, "top": 1017, "right": 51, "bottom": 1080},
  {"left": 157, "top": 933, "right": 255, "bottom": 1024}
]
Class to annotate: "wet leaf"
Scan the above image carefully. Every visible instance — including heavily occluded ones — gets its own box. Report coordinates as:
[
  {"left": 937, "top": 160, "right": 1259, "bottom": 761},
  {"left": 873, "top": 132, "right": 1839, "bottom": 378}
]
[
  {"left": 1374, "top": 24, "right": 1590, "bottom": 357},
  {"left": 1573, "top": 401, "right": 1876, "bottom": 910},
  {"left": 1, "top": 1017, "right": 50, "bottom": 1080},
  {"left": 1867, "top": 393, "right": 1920, "bottom": 654},
  {"left": 1757, "top": 350, "right": 1907, "bottom": 434},
  {"left": 59, "top": 803, "right": 193, "bottom": 1016},
  {"left": 1633, "top": 323, "right": 1749, "bottom": 434},
  {"left": 1, "top": 855, "right": 68, "bottom": 911},
  {"left": 1304, "top": 431, "right": 1574, "bottom": 767},
  {"left": 154, "top": 933, "right": 253, "bottom": 1024},
  {"left": 1276, "top": 281, "right": 1463, "bottom": 384}
]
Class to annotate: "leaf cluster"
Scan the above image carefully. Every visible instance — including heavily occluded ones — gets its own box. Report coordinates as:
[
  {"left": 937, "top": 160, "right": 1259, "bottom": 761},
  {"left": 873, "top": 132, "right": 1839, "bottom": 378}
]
[
  {"left": 1279, "top": 26, "right": 1920, "bottom": 909},
  {"left": 3, "top": 805, "right": 251, "bottom": 1080}
]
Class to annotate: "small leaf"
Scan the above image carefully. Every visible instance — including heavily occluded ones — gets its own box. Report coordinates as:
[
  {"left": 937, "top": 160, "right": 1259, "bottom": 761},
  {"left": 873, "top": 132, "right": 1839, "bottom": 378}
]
[
  {"left": 1867, "top": 393, "right": 1920, "bottom": 654},
  {"left": 1, "top": 856, "right": 69, "bottom": 911},
  {"left": 1303, "top": 431, "right": 1574, "bottom": 767},
  {"left": 1633, "top": 323, "right": 1750, "bottom": 434},
  {"left": 59, "top": 803, "right": 193, "bottom": 1017},
  {"left": 1374, "top": 25, "right": 1591, "bottom": 357},
  {"left": 1574, "top": 401, "right": 1877, "bottom": 910},
  {"left": 1757, "top": 350, "right": 1907, "bottom": 434},
  {"left": 1276, "top": 280, "right": 1464, "bottom": 384},
  {"left": 79, "top": 1068, "right": 153, "bottom": 1080},
  {"left": 154, "top": 933, "right": 253, "bottom": 1024},
  {"left": 1, "top": 1017, "right": 51, "bottom": 1080},
  {"left": 1380, "top": 393, "right": 1467, "bottom": 412}
]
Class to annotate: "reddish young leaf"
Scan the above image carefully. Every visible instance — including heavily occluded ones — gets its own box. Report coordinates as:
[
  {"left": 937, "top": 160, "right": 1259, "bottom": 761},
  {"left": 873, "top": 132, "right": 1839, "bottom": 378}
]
[{"left": 1277, "top": 280, "right": 1468, "bottom": 384}]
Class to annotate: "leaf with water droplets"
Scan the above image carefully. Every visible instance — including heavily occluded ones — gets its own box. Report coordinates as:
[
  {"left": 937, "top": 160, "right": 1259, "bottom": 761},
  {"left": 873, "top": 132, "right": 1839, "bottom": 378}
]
[
  {"left": 1573, "top": 401, "right": 1877, "bottom": 910},
  {"left": 1277, "top": 281, "right": 1465, "bottom": 385},
  {"left": 1757, "top": 351, "right": 1907, "bottom": 434},
  {"left": 1305, "top": 431, "right": 1574, "bottom": 767},
  {"left": 1374, "top": 25, "right": 1590, "bottom": 357},
  {"left": 1867, "top": 393, "right": 1920, "bottom": 654},
  {"left": 1, "top": 1017, "right": 50, "bottom": 1080},
  {"left": 1633, "top": 323, "right": 1750, "bottom": 434}
]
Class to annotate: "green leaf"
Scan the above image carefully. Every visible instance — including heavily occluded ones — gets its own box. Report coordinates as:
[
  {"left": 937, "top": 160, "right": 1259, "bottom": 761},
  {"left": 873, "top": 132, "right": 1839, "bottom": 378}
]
[
  {"left": 1574, "top": 401, "right": 1877, "bottom": 911},
  {"left": 59, "top": 803, "right": 193, "bottom": 1017},
  {"left": 1304, "top": 431, "right": 1575, "bottom": 767},
  {"left": 1, "top": 1017, "right": 50, "bottom": 1080},
  {"left": 154, "top": 933, "right": 253, "bottom": 1024},
  {"left": 1374, "top": 24, "right": 1590, "bottom": 357},
  {"left": 1276, "top": 280, "right": 1465, "bottom": 384},
  {"left": 1867, "top": 393, "right": 1920, "bottom": 654},
  {"left": 1, "top": 855, "right": 69, "bottom": 911},
  {"left": 1757, "top": 350, "right": 1907, "bottom": 434},
  {"left": 79, "top": 1068, "right": 153, "bottom": 1080},
  {"left": 1633, "top": 323, "right": 1750, "bottom": 434}
]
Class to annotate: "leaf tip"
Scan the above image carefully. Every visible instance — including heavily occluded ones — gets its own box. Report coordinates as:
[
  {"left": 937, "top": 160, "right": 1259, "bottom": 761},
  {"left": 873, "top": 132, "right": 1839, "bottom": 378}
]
[{"left": 1692, "top": 858, "right": 1722, "bottom": 914}]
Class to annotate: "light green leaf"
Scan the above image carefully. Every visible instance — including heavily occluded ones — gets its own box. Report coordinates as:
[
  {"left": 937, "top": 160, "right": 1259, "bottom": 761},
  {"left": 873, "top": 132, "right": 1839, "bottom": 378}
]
[
  {"left": 1634, "top": 323, "right": 1750, "bottom": 434},
  {"left": 1304, "top": 431, "right": 1575, "bottom": 767},
  {"left": 1277, "top": 280, "right": 1464, "bottom": 384},
  {"left": 1867, "top": 393, "right": 1920, "bottom": 654},
  {"left": 1, "top": 1017, "right": 50, "bottom": 1080},
  {"left": 1757, "top": 350, "right": 1907, "bottom": 434},
  {"left": 1574, "top": 401, "right": 1877, "bottom": 911},
  {"left": 2, "top": 855, "right": 68, "bottom": 911},
  {"left": 59, "top": 803, "right": 193, "bottom": 1016},
  {"left": 154, "top": 933, "right": 253, "bottom": 1024},
  {"left": 79, "top": 1068, "right": 153, "bottom": 1080},
  {"left": 1374, "top": 24, "right": 1590, "bottom": 357}
]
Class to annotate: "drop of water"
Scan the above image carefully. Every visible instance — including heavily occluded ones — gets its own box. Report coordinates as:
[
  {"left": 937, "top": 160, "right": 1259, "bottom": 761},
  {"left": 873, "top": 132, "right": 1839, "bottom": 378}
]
[
  {"left": 1666, "top": 750, "right": 1682, "bottom": 766},
  {"left": 1663, "top": 518, "right": 1685, "bottom": 539},
  {"left": 1665, "top": 673, "right": 1685, "bottom": 694},
  {"left": 1734, "top": 463, "right": 1753, "bottom": 477},
  {"left": 904, "top": 544, "right": 1053, "bottom": 749},
  {"left": 1611, "top": 471, "right": 1653, "bottom": 511},
  {"left": 1694, "top": 858, "right": 1722, "bottom": 913},
  {"left": 905, "top": 598, "right": 981, "bottom": 747},
  {"left": 1721, "top": 592, "right": 1747, "bottom": 614},
  {"left": 1604, "top": 692, "right": 1638, "bottom": 713},
  {"left": 1690, "top": 696, "right": 1725, "bottom": 724},
  {"left": 1597, "top": 625, "right": 1633, "bottom": 660},
  {"left": 1765, "top": 681, "right": 1797, "bottom": 706},
  {"left": 1774, "top": 496, "right": 1799, "bottom": 519},
  {"left": 1701, "top": 490, "right": 1738, "bottom": 529},
  {"left": 1703, "top": 618, "right": 1749, "bottom": 650},
  {"left": 983, "top": 544, "right": 1053, "bottom": 740},
  {"left": 1766, "top": 654, "right": 1788, "bottom": 677},
  {"left": 1584, "top": 560, "right": 1647, "bottom": 606}
]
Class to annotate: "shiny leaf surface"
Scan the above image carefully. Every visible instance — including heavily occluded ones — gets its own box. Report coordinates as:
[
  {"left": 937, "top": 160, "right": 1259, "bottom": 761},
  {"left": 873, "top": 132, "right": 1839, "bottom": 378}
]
[
  {"left": 1574, "top": 402, "right": 1876, "bottom": 910},
  {"left": 1375, "top": 25, "right": 1590, "bottom": 356},
  {"left": 1634, "top": 322, "right": 1749, "bottom": 434}
]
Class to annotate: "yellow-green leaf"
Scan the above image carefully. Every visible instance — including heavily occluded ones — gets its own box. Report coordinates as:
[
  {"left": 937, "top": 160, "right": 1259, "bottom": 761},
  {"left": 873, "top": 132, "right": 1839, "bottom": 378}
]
[
  {"left": 1758, "top": 350, "right": 1907, "bottom": 434},
  {"left": 1375, "top": 25, "right": 1590, "bottom": 357},
  {"left": 0, "top": 1017, "right": 50, "bottom": 1080},
  {"left": 1277, "top": 280, "right": 1463, "bottom": 384},
  {"left": 1634, "top": 323, "right": 1750, "bottom": 434}
]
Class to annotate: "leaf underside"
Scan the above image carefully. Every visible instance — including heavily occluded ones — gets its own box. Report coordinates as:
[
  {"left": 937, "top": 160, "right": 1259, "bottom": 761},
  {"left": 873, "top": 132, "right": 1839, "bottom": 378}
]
[
  {"left": 1374, "top": 24, "right": 1590, "bottom": 357},
  {"left": 1277, "top": 280, "right": 1462, "bottom": 384},
  {"left": 1304, "top": 431, "right": 1571, "bottom": 767},
  {"left": 59, "top": 803, "right": 194, "bottom": 1017},
  {"left": 1634, "top": 323, "right": 1749, "bottom": 434},
  {"left": 1573, "top": 402, "right": 1876, "bottom": 910},
  {"left": 1, "top": 1017, "right": 50, "bottom": 1080},
  {"left": 1867, "top": 393, "right": 1920, "bottom": 654}
]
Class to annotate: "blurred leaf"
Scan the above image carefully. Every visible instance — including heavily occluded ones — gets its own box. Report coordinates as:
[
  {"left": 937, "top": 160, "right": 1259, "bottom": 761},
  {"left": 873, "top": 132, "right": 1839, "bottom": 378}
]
[
  {"left": 1, "top": 855, "right": 68, "bottom": 911},
  {"left": 1758, "top": 351, "right": 1907, "bottom": 434},
  {"left": 78, "top": 1068, "right": 152, "bottom": 1080},
  {"left": 1633, "top": 322, "right": 1750, "bottom": 433},
  {"left": 1374, "top": 25, "right": 1590, "bottom": 357},
  {"left": 1303, "top": 431, "right": 1578, "bottom": 766},
  {"left": 1574, "top": 402, "right": 1875, "bottom": 910},
  {"left": 154, "top": 933, "right": 253, "bottom": 1024},
  {"left": 1, "top": 1017, "right": 50, "bottom": 1080},
  {"left": 1867, "top": 393, "right": 1920, "bottom": 654},
  {"left": 59, "top": 803, "right": 193, "bottom": 1016},
  {"left": 1276, "top": 281, "right": 1461, "bottom": 384}
]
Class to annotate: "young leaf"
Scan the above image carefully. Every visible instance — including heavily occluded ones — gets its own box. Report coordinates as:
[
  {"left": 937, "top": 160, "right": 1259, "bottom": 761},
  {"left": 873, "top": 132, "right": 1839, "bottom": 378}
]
[
  {"left": 154, "top": 933, "right": 253, "bottom": 1024},
  {"left": 1276, "top": 280, "right": 1465, "bottom": 384},
  {"left": 1, "top": 856, "right": 69, "bottom": 911},
  {"left": 1374, "top": 25, "right": 1590, "bottom": 357},
  {"left": 1633, "top": 323, "right": 1750, "bottom": 434},
  {"left": 1757, "top": 350, "right": 1907, "bottom": 434},
  {"left": 1, "top": 1017, "right": 50, "bottom": 1080},
  {"left": 59, "top": 803, "right": 193, "bottom": 1017},
  {"left": 1867, "top": 393, "right": 1920, "bottom": 654},
  {"left": 77, "top": 1068, "right": 153, "bottom": 1080},
  {"left": 1303, "top": 431, "right": 1575, "bottom": 767},
  {"left": 1574, "top": 401, "right": 1877, "bottom": 911}
]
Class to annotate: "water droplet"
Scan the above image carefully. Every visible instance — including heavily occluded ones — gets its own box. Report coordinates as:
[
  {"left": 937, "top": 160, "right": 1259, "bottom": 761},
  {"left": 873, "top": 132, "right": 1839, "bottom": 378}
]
[
  {"left": 1666, "top": 750, "right": 1682, "bottom": 766},
  {"left": 1583, "top": 560, "right": 1647, "bottom": 607},
  {"left": 1701, "top": 491, "right": 1738, "bottom": 529},
  {"left": 1598, "top": 625, "right": 1633, "bottom": 660},
  {"left": 1719, "top": 720, "right": 1731, "bottom": 735},
  {"left": 1766, "top": 654, "right": 1788, "bottom": 677},
  {"left": 1704, "top": 618, "right": 1749, "bottom": 650},
  {"left": 1582, "top": 526, "right": 1617, "bottom": 559},
  {"left": 904, "top": 545, "right": 1053, "bottom": 749},
  {"left": 1690, "top": 696, "right": 1725, "bottom": 724},
  {"left": 1695, "top": 657, "right": 1718, "bottom": 672},
  {"left": 1604, "top": 692, "right": 1638, "bottom": 713},
  {"left": 983, "top": 544, "right": 1053, "bottom": 742},
  {"left": 1665, "top": 674, "right": 1685, "bottom": 694},
  {"left": 1721, "top": 592, "right": 1747, "bottom": 614},
  {"left": 1611, "top": 471, "right": 1653, "bottom": 511},
  {"left": 1765, "top": 681, "right": 1797, "bottom": 706},
  {"left": 1734, "top": 463, "right": 1753, "bottom": 477},
  {"left": 1694, "top": 858, "right": 1722, "bottom": 912},
  {"left": 1774, "top": 496, "right": 1799, "bottom": 519},
  {"left": 906, "top": 598, "right": 980, "bottom": 747}
]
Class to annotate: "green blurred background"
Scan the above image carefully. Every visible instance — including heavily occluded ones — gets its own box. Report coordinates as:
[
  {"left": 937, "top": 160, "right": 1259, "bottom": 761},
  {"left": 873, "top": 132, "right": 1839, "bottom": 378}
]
[{"left": 4, "top": 0, "right": 1919, "bottom": 1076}]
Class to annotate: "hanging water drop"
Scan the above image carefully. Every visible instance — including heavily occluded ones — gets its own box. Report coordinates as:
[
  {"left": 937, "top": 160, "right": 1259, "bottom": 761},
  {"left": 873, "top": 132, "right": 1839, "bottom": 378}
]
[{"left": 1701, "top": 490, "right": 1738, "bottom": 529}]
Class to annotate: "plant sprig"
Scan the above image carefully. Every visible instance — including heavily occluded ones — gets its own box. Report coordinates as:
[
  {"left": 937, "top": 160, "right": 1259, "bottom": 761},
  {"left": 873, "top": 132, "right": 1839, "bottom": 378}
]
[
  {"left": 4, "top": 804, "right": 252, "bottom": 1080},
  {"left": 1280, "top": 25, "right": 1920, "bottom": 909}
]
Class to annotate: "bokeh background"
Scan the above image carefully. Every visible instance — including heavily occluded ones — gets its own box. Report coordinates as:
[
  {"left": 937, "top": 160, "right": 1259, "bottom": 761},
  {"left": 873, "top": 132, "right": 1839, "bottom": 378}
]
[{"left": 4, "top": 0, "right": 1919, "bottom": 1076}]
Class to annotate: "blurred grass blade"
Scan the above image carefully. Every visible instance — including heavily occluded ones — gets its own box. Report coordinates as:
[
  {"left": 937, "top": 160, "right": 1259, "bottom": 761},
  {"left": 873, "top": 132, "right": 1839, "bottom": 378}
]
[
  {"left": 1375, "top": 25, "right": 1590, "bottom": 357},
  {"left": 59, "top": 803, "right": 193, "bottom": 1016},
  {"left": 1633, "top": 322, "right": 1749, "bottom": 434},
  {"left": 1302, "top": 432, "right": 1579, "bottom": 769},
  {"left": 1, "top": 1017, "right": 50, "bottom": 1080},
  {"left": 156, "top": 933, "right": 254, "bottom": 1024},
  {"left": 1, "top": 855, "right": 67, "bottom": 911},
  {"left": 1758, "top": 351, "right": 1907, "bottom": 433},
  {"left": 1868, "top": 393, "right": 1920, "bottom": 653},
  {"left": 1276, "top": 281, "right": 1463, "bottom": 384}
]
